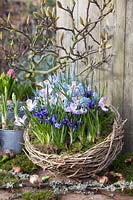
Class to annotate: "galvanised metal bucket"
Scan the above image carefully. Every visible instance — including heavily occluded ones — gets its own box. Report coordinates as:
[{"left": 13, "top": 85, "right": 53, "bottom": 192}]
[{"left": 0, "top": 129, "right": 23, "bottom": 154}]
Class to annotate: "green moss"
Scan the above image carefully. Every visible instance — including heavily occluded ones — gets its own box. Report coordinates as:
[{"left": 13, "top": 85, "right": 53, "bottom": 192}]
[
  {"left": 22, "top": 190, "right": 56, "bottom": 200},
  {"left": 0, "top": 172, "right": 19, "bottom": 184},
  {"left": 0, "top": 151, "right": 38, "bottom": 173},
  {"left": 112, "top": 153, "right": 133, "bottom": 181},
  {"left": 122, "top": 189, "right": 133, "bottom": 196}
]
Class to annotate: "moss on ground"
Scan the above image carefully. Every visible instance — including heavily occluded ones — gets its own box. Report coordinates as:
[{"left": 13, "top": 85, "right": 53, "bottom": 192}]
[
  {"left": 121, "top": 189, "right": 133, "bottom": 196},
  {"left": 22, "top": 190, "right": 57, "bottom": 200},
  {"left": 112, "top": 153, "right": 133, "bottom": 182},
  {"left": 0, "top": 151, "right": 38, "bottom": 173},
  {"left": 0, "top": 151, "right": 133, "bottom": 198},
  {"left": 112, "top": 153, "right": 133, "bottom": 196},
  {"left": 0, "top": 171, "right": 19, "bottom": 184}
]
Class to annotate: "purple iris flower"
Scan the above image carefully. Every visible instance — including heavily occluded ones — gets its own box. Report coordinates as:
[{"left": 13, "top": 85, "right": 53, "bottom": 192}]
[
  {"left": 80, "top": 97, "right": 91, "bottom": 107},
  {"left": 68, "top": 122, "right": 77, "bottom": 132},
  {"left": 73, "top": 88, "right": 80, "bottom": 97},
  {"left": 51, "top": 114, "right": 57, "bottom": 123},
  {"left": 98, "top": 97, "right": 108, "bottom": 111},
  {"left": 34, "top": 111, "right": 40, "bottom": 117},
  {"left": 26, "top": 99, "right": 37, "bottom": 112},
  {"left": 76, "top": 119, "right": 84, "bottom": 125},
  {"left": 72, "top": 125, "right": 77, "bottom": 132},
  {"left": 93, "top": 92, "right": 98, "bottom": 100},
  {"left": 41, "top": 108, "right": 48, "bottom": 116},
  {"left": 77, "top": 83, "right": 85, "bottom": 95},
  {"left": 38, "top": 114, "right": 43, "bottom": 120},
  {"left": 14, "top": 115, "right": 27, "bottom": 126},
  {"left": 62, "top": 83, "right": 69, "bottom": 90},
  {"left": 38, "top": 89, "right": 45, "bottom": 98},
  {"left": 72, "top": 96, "right": 79, "bottom": 104},
  {"left": 64, "top": 103, "right": 78, "bottom": 113},
  {"left": 89, "top": 100, "right": 96, "bottom": 109},
  {"left": 41, "top": 111, "right": 48, "bottom": 116},
  {"left": 63, "top": 98, "right": 69, "bottom": 107},
  {"left": 44, "top": 117, "right": 51, "bottom": 123},
  {"left": 73, "top": 108, "right": 87, "bottom": 114},
  {"left": 53, "top": 122, "right": 62, "bottom": 129},
  {"left": 52, "top": 74, "right": 60, "bottom": 83},
  {"left": 50, "top": 96, "right": 57, "bottom": 105},
  {"left": 73, "top": 109, "right": 83, "bottom": 115},
  {"left": 85, "top": 89, "right": 93, "bottom": 98},
  {"left": 62, "top": 117, "right": 69, "bottom": 125}
]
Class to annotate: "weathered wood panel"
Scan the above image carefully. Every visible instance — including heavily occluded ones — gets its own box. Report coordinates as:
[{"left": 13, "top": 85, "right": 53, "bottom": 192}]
[
  {"left": 56, "top": 0, "right": 133, "bottom": 152},
  {"left": 56, "top": 0, "right": 73, "bottom": 57},
  {"left": 0, "top": 0, "right": 4, "bottom": 16},
  {"left": 112, "top": 0, "right": 126, "bottom": 114},
  {"left": 123, "top": 0, "right": 133, "bottom": 152}
]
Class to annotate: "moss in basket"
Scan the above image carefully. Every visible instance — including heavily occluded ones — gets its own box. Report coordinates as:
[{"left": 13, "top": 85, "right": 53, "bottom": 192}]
[
  {"left": 0, "top": 151, "right": 38, "bottom": 173},
  {"left": 26, "top": 108, "right": 115, "bottom": 155}
]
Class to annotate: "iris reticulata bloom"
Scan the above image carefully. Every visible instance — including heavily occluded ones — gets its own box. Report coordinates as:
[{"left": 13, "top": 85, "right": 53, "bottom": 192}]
[{"left": 15, "top": 73, "right": 110, "bottom": 148}]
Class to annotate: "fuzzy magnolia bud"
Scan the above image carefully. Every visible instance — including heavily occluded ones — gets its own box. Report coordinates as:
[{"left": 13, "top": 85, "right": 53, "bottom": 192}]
[
  {"left": 57, "top": 1, "right": 63, "bottom": 8},
  {"left": 79, "top": 16, "right": 84, "bottom": 26}
]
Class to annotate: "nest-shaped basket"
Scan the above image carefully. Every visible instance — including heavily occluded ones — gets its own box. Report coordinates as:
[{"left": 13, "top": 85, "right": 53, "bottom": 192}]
[{"left": 24, "top": 107, "right": 126, "bottom": 180}]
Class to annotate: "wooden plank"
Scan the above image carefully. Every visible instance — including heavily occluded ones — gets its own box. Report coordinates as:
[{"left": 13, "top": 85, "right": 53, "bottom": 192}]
[
  {"left": 56, "top": 0, "right": 73, "bottom": 57},
  {"left": 123, "top": 0, "right": 133, "bottom": 152},
  {"left": 75, "top": 0, "right": 89, "bottom": 77},
  {"left": 96, "top": 0, "right": 113, "bottom": 103},
  {"left": 112, "top": 0, "right": 126, "bottom": 114},
  {"left": 0, "top": 0, "right": 4, "bottom": 16}
]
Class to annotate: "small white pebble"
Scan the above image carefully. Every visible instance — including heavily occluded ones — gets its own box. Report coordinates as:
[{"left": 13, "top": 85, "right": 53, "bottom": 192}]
[{"left": 29, "top": 174, "right": 40, "bottom": 184}]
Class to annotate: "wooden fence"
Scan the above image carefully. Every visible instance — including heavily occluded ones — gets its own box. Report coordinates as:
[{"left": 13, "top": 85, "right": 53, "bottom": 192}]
[{"left": 57, "top": 0, "right": 133, "bottom": 152}]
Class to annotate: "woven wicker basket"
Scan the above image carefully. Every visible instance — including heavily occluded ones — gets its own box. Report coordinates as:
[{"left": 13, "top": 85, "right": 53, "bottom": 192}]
[{"left": 24, "top": 107, "right": 126, "bottom": 180}]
